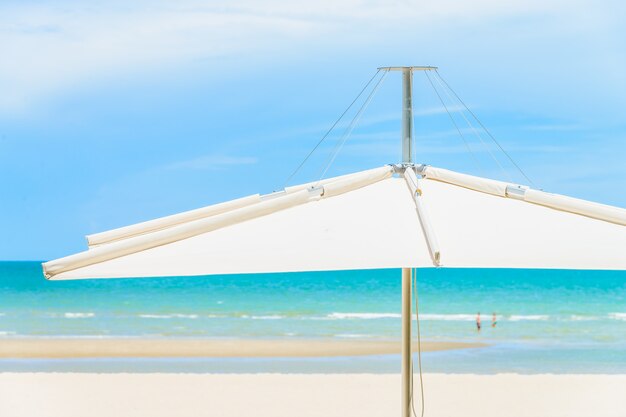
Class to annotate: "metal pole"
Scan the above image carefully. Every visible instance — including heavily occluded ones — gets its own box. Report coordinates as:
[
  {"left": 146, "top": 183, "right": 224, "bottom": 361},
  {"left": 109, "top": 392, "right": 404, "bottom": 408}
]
[
  {"left": 377, "top": 65, "right": 436, "bottom": 417},
  {"left": 402, "top": 68, "right": 414, "bottom": 417},
  {"left": 401, "top": 267, "right": 412, "bottom": 417},
  {"left": 402, "top": 68, "right": 413, "bottom": 163}
]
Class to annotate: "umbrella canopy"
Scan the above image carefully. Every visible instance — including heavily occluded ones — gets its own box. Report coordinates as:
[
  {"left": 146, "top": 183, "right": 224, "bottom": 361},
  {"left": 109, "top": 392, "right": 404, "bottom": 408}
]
[{"left": 43, "top": 164, "right": 626, "bottom": 280}]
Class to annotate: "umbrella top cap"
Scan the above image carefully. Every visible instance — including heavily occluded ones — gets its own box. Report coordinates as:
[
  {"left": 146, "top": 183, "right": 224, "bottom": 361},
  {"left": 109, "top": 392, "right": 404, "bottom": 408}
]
[{"left": 378, "top": 66, "right": 438, "bottom": 71}]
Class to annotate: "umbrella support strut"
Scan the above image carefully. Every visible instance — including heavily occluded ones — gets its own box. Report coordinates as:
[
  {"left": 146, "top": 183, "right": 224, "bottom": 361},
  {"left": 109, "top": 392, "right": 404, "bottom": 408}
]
[{"left": 401, "top": 267, "right": 412, "bottom": 417}]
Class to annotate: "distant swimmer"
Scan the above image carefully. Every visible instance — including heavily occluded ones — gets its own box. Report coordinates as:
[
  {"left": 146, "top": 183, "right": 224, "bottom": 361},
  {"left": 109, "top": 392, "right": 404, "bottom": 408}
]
[
  {"left": 476, "top": 312, "right": 481, "bottom": 331},
  {"left": 492, "top": 312, "right": 497, "bottom": 328}
]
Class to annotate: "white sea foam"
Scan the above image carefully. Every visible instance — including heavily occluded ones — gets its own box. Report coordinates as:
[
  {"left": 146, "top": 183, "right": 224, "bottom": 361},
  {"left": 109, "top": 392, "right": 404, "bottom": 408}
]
[
  {"left": 327, "top": 313, "right": 490, "bottom": 321},
  {"left": 325, "top": 313, "right": 605, "bottom": 322},
  {"left": 241, "top": 315, "right": 285, "bottom": 320},
  {"left": 608, "top": 313, "right": 626, "bottom": 321},
  {"left": 508, "top": 315, "right": 549, "bottom": 321},
  {"left": 124, "top": 312, "right": 623, "bottom": 322},
  {"left": 0, "top": 331, "right": 15, "bottom": 336},
  {"left": 335, "top": 333, "right": 373, "bottom": 338},
  {"left": 327, "top": 313, "right": 401, "bottom": 320},
  {"left": 139, "top": 314, "right": 198, "bottom": 319},
  {"left": 319, "top": 313, "right": 555, "bottom": 321},
  {"left": 63, "top": 312, "right": 95, "bottom": 319},
  {"left": 568, "top": 315, "right": 599, "bottom": 321},
  {"left": 419, "top": 314, "right": 476, "bottom": 321}
]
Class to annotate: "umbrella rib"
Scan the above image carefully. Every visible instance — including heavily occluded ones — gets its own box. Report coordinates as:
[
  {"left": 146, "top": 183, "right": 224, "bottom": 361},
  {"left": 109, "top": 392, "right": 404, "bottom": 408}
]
[
  {"left": 403, "top": 167, "right": 441, "bottom": 266},
  {"left": 418, "top": 165, "right": 626, "bottom": 226}
]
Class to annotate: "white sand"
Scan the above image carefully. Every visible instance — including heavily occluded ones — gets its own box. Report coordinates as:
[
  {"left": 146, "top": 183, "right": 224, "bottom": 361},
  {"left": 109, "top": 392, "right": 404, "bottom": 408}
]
[{"left": 1, "top": 373, "right": 624, "bottom": 417}]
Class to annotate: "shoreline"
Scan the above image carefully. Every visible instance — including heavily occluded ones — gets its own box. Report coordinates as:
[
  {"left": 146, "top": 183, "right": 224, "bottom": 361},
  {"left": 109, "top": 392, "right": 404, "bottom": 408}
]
[{"left": 0, "top": 338, "right": 484, "bottom": 359}]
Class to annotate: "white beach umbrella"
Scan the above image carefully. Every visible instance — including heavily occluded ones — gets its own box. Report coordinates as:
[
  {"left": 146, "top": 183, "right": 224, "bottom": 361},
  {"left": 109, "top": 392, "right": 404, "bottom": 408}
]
[
  {"left": 42, "top": 164, "right": 626, "bottom": 279},
  {"left": 42, "top": 67, "right": 626, "bottom": 417}
]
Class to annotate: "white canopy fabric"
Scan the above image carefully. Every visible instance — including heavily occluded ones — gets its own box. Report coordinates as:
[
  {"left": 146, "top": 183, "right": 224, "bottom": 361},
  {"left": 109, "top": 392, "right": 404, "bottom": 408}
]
[{"left": 43, "top": 165, "right": 626, "bottom": 280}]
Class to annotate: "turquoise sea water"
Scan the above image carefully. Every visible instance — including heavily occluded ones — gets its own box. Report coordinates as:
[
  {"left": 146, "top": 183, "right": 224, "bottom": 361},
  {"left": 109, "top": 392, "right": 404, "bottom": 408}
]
[{"left": 1, "top": 261, "right": 625, "bottom": 373}]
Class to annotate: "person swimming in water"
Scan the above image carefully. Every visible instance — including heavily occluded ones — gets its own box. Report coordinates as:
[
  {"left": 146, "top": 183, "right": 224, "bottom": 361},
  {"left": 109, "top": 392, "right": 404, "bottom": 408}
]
[
  {"left": 476, "top": 312, "right": 481, "bottom": 331},
  {"left": 492, "top": 312, "right": 497, "bottom": 328}
]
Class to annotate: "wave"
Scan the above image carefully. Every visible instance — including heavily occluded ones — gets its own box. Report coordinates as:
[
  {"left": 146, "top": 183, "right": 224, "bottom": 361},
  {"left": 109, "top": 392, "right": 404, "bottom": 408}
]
[
  {"left": 323, "top": 313, "right": 567, "bottom": 321},
  {"left": 241, "top": 315, "right": 285, "bottom": 320},
  {"left": 138, "top": 313, "right": 289, "bottom": 320},
  {"left": 419, "top": 314, "right": 476, "bottom": 321},
  {"left": 325, "top": 313, "right": 554, "bottom": 321},
  {"left": 314, "top": 313, "right": 553, "bottom": 321},
  {"left": 139, "top": 314, "right": 199, "bottom": 319},
  {"left": 0, "top": 331, "right": 15, "bottom": 336},
  {"left": 420, "top": 314, "right": 548, "bottom": 321},
  {"left": 63, "top": 312, "right": 95, "bottom": 319},
  {"left": 43, "top": 312, "right": 96, "bottom": 319},
  {"left": 34, "top": 311, "right": 625, "bottom": 322},
  {"left": 568, "top": 315, "right": 600, "bottom": 321},
  {"left": 325, "top": 313, "right": 545, "bottom": 321},
  {"left": 326, "top": 313, "right": 401, "bottom": 320},
  {"left": 508, "top": 315, "right": 549, "bottom": 321},
  {"left": 334, "top": 333, "right": 374, "bottom": 338}
]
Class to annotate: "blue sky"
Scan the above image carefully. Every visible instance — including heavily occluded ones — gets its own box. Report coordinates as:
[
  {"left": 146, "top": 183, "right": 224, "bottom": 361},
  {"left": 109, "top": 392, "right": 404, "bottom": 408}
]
[{"left": 1, "top": 0, "right": 625, "bottom": 260}]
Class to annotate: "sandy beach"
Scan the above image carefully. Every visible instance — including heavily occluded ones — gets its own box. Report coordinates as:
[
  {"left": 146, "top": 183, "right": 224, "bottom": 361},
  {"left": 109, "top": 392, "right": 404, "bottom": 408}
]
[
  {"left": 1, "top": 373, "right": 624, "bottom": 417},
  {"left": 0, "top": 338, "right": 482, "bottom": 358}
]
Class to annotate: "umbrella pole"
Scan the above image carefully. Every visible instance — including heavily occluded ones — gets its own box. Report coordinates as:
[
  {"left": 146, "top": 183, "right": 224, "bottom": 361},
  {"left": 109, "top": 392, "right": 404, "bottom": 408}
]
[
  {"left": 401, "top": 67, "right": 414, "bottom": 417},
  {"left": 401, "top": 68, "right": 413, "bottom": 163},
  {"left": 401, "top": 267, "right": 412, "bottom": 417}
]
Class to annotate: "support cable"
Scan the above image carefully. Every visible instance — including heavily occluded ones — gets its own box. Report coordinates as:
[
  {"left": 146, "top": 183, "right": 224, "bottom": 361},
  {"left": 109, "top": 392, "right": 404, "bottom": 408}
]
[
  {"left": 282, "top": 69, "right": 382, "bottom": 189},
  {"left": 423, "top": 71, "right": 484, "bottom": 174},
  {"left": 411, "top": 268, "right": 425, "bottom": 417},
  {"left": 316, "top": 69, "right": 389, "bottom": 182},
  {"left": 434, "top": 70, "right": 536, "bottom": 186},
  {"left": 432, "top": 72, "right": 513, "bottom": 182}
]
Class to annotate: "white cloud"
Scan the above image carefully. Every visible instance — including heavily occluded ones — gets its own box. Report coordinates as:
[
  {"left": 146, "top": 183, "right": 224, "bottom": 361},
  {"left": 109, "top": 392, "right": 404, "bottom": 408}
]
[
  {"left": 0, "top": 2, "right": 315, "bottom": 113},
  {"left": 0, "top": 0, "right": 609, "bottom": 114}
]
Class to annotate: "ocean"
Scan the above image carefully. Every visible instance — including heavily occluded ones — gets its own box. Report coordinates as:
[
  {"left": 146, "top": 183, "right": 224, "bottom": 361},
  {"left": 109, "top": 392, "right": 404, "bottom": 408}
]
[{"left": 1, "top": 261, "right": 625, "bottom": 373}]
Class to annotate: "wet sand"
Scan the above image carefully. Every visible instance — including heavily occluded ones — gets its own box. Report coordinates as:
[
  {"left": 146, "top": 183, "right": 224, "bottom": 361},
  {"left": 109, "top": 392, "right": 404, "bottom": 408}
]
[{"left": 0, "top": 338, "right": 482, "bottom": 358}]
